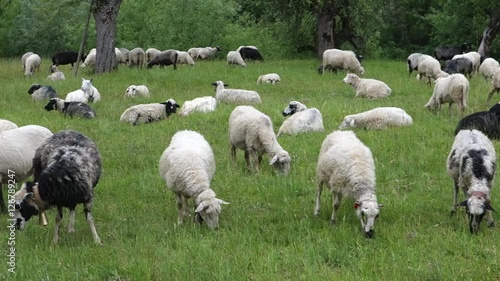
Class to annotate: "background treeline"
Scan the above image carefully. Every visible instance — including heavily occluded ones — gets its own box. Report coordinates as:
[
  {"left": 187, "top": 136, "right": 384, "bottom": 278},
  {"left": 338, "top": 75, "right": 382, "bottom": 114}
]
[{"left": 0, "top": 0, "right": 499, "bottom": 60}]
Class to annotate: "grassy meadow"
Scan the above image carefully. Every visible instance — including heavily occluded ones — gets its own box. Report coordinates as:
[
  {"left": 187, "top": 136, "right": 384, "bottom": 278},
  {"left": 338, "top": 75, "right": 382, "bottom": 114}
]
[{"left": 0, "top": 57, "right": 499, "bottom": 281}]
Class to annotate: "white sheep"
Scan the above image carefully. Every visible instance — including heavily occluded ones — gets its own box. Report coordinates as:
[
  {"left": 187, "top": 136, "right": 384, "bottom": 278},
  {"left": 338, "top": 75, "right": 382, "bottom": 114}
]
[
  {"left": 211, "top": 80, "right": 261, "bottom": 105},
  {"left": 145, "top": 48, "right": 161, "bottom": 64},
  {"left": 159, "top": 130, "right": 229, "bottom": 229},
  {"left": 21, "top": 51, "right": 34, "bottom": 72},
  {"left": 176, "top": 51, "right": 195, "bottom": 65},
  {"left": 178, "top": 96, "right": 217, "bottom": 116},
  {"left": 46, "top": 65, "right": 65, "bottom": 81},
  {"left": 119, "top": 99, "right": 179, "bottom": 125},
  {"left": 80, "top": 52, "right": 96, "bottom": 68},
  {"left": 314, "top": 130, "right": 381, "bottom": 238},
  {"left": 0, "top": 119, "right": 18, "bottom": 133},
  {"left": 116, "top": 47, "right": 129, "bottom": 64},
  {"left": 197, "top": 46, "right": 222, "bottom": 60},
  {"left": 416, "top": 56, "right": 449, "bottom": 85},
  {"left": 447, "top": 129, "right": 496, "bottom": 234},
  {"left": 229, "top": 105, "right": 291, "bottom": 174},
  {"left": 257, "top": 73, "right": 280, "bottom": 84},
  {"left": 128, "top": 47, "right": 145, "bottom": 67},
  {"left": 479, "top": 58, "right": 500, "bottom": 81},
  {"left": 277, "top": 101, "right": 324, "bottom": 136},
  {"left": 453, "top": 51, "right": 481, "bottom": 73},
  {"left": 343, "top": 73, "right": 391, "bottom": 99},
  {"left": 0, "top": 125, "right": 53, "bottom": 213},
  {"left": 125, "top": 85, "right": 150, "bottom": 98},
  {"left": 320, "top": 49, "right": 364, "bottom": 76},
  {"left": 187, "top": 47, "right": 204, "bottom": 59},
  {"left": 227, "top": 51, "right": 246, "bottom": 67},
  {"left": 24, "top": 53, "right": 41, "bottom": 77},
  {"left": 339, "top": 107, "right": 413, "bottom": 130},
  {"left": 425, "top": 73, "right": 469, "bottom": 115},
  {"left": 486, "top": 68, "right": 500, "bottom": 105},
  {"left": 407, "top": 53, "right": 433, "bottom": 75},
  {"left": 66, "top": 78, "right": 101, "bottom": 103}
]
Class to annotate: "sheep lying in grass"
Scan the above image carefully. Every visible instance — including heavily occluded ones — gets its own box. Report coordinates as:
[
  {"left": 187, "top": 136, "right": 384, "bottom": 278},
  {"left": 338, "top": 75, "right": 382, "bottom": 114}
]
[
  {"left": 24, "top": 53, "right": 41, "bottom": 77},
  {"left": 125, "top": 85, "right": 150, "bottom": 98},
  {"left": 447, "top": 129, "right": 496, "bottom": 234},
  {"left": 14, "top": 130, "right": 102, "bottom": 244},
  {"left": 339, "top": 107, "right": 413, "bottom": 130},
  {"left": 178, "top": 96, "right": 217, "bottom": 116},
  {"left": 212, "top": 80, "right": 261, "bottom": 105},
  {"left": 257, "top": 73, "right": 280, "bottom": 84},
  {"left": 343, "top": 73, "right": 391, "bottom": 99},
  {"left": 159, "top": 130, "right": 229, "bottom": 229},
  {"left": 44, "top": 98, "right": 96, "bottom": 119},
  {"left": 120, "top": 99, "right": 179, "bottom": 125},
  {"left": 27, "top": 84, "right": 58, "bottom": 102},
  {"left": 486, "top": 68, "right": 500, "bottom": 105},
  {"left": 229, "top": 106, "right": 291, "bottom": 175},
  {"left": 0, "top": 119, "right": 18, "bottom": 133},
  {"left": 454, "top": 103, "right": 500, "bottom": 139},
  {"left": 277, "top": 101, "right": 324, "bottom": 136},
  {"left": 425, "top": 73, "right": 469, "bottom": 115},
  {"left": 66, "top": 78, "right": 101, "bottom": 103},
  {"left": 227, "top": 51, "right": 246, "bottom": 67},
  {"left": 0, "top": 125, "right": 53, "bottom": 213},
  {"left": 314, "top": 130, "right": 381, "bottom": 238},
  {"left": 479, "top": 58, "right": 500, "bottom": 81},
  {"left": 46, "top": 65, "right": 65, "bottom": 81}
]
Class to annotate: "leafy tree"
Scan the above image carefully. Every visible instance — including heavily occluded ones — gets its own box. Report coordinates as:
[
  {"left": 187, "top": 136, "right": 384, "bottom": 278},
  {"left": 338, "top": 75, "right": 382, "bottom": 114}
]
[{"left": 93, "top": 0, "right": 122, "bottom": 74}]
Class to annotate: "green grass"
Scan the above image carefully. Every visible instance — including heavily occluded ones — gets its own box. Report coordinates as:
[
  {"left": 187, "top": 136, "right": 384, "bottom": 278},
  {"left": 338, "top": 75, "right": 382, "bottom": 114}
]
[{"left": 1, "top": 58, "right": 499, "bottom": 281}]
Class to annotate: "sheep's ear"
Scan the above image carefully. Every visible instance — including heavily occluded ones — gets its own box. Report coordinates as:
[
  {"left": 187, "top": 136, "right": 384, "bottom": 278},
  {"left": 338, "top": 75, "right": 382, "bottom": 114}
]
[
  {"left": 23, "top": 192, "right": 34, "bottom": 202},
  {"left": 456, "top": 200, "right": 468, "bottom": 207},
  {"left": 224, "top": 83, "right": 229, "bottom": 87},
  {"left": 485, "top": 202, "right": 496, "bottom": 212},
  {"left": 217, "top": 199, "right": 230, "bottom": 205},
  {"left": 354, "top": 201, "right": 361, "bottom": 209},
  {"left": 211, "top": 82, "right": 217, "bottom": 86},
  {"left": 195, "top": 202, "right": 206, "bottom": 213},
  {"left": 349, "top": 118, "right": 355, "bottom": 127},
  {"left": 270, "top": 155, "right": 278, "bottom": 165},
  {"left": 81, "top": 77, "right": 85, "bottom": 81}
]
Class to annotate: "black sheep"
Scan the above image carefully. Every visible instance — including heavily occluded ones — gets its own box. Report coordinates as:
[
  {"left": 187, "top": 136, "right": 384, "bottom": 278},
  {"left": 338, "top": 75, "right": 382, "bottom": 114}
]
[
  {"left": 239, "top": 47, "right": 264, "bottom": 61},
  {"left": 146, "top": 50, "right": 178, "bottom": 69},
  {"left": 51, "top": 51, "right": 87, "bottom": 67},
  {"left": 454, "top": 103, "right": 500, "bottom": 139},
  {"left": 443, "top": 58, "right": 473, "bottom": 77},
  {"left": 434, "top": 43, "right": 470, "bottom": 61}
]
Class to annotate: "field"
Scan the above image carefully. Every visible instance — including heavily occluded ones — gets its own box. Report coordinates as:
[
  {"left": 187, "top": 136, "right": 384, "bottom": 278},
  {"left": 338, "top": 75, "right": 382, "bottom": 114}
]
[{"left": 1, "top": 57, "right": 499, "bottom": 281}]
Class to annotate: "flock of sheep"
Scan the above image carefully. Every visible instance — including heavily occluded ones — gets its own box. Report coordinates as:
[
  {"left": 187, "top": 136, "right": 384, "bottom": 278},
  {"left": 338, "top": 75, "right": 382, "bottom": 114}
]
[{"left": 2, "top": 44, "right": 499, "bottom": 245}]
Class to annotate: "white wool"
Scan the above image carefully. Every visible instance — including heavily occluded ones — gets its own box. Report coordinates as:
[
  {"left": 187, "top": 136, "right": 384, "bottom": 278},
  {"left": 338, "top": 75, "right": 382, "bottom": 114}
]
[
  {"left": 128, "top": 47, "right": 145, "bottom": 67},
  {"left": 21, "top": 52, "right": 34, "bottom": 72},
  {"left": 277, "top": 101, "right": 324, "bottom": 136},
  {"left": 176, "top": 51, "right": 195, "bottom": 65},
  {"left": 321, "top": 49, "right": 364, "bottom": 76},
  {"left": 120, "top": 99, "right": 178, "bottom": 125},
  {"left": 65, "top": 78, "right": 101, "bottom": 103},
  {"left": 257, "top": 73, "right": 280, "bottom": 84},
  {"left": 227, "top": 51, "right": 246, "bottom": 67},
  {"left": 145, "top": 48, "right": 161, "bottom": 63},
  {"left": 178, "top": 96, "right": 217, "bottom": 116},
  {"left": 407, "top": 53, "right": 433, "bottom": 74},
  {"left": 80, "top": 52, "right": 96, "bottom": 68},
  {"left": 197, "top": 47, "right": 220, "bottom": 60},
  {"left": 339, "top": 107, "right": 413, "bottom": 130},
  {"left": 125, "top": 85, "right": 150, "bottom": 98},
  {"left": 0, "top": 119, "right": 18, "bottom": 133},
  {"left": 24, "top": 54, "right": 41, "bottom": 76},
  {"left": 487, "top": 68, "right": 500, "bottom": 104},
  {"left": 212, "top": 80, "right": 261, "bottom": 105},
  {"left": 425, "top": 73, "right": 469, "bottom": 115},
  {"left": 452, "top": 51, "right": 481, "bottom": 73},
  {"left": 187, "top": 47, "right": 204, "bottom": 59},
  {"left": 46, "top": 65, "right": 65, "bottom": 81},
  {"left": 479, "top": 58, "right": 500, "bottom": 81},
  {"left": 343, "top": 73, "right": 391, "bottom": 99},
  {"left": 416, "top": 57, "right": 448, "bottom": 85}
]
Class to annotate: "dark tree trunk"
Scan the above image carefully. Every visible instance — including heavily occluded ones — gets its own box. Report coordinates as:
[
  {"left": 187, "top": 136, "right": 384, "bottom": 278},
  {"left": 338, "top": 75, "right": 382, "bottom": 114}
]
[
  {"left": 478, "top": 5, "right": 500, "bottom": 57},
  {"left": 316, "top": 1, "right": 336, "bottom": 58},
  {"left": 93, "top": 0, "right": 122, "bottom": 74}
]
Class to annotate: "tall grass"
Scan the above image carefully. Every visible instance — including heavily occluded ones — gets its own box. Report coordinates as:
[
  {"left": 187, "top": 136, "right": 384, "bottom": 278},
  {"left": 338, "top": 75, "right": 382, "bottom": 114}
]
[{"left": 0, "top": 58, "right": 499, "bottom": 281}]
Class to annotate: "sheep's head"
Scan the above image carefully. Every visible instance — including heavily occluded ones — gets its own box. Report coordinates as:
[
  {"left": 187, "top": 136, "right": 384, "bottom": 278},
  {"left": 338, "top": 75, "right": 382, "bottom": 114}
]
[
  {"left": 28, "top": 84, "right": 42, "bottom": 95},
  {"left": 270, "top": 150, "right": 291, "bottom": 175},
  {"left": 161, "top": 99, "right": 180, "bottom": 116},
  {"left": 125, "top": 85, "right": 137, "bottom": 97},
  {"left": 81, "top": 78, "right": 93, "bottom": 91},
  {"left": 354, "top": 198, "right": 381, "bottom": 238},
  {"left": 194, "top": 190, "right": 229, "bottom": 230},
  {"left": 343, "top": 73, "right": 359, "bottom": 86},
  {"left": 44, "top": 98, "right": 60, "bottom": 111},
  {"left": 211, "top": 81, "right": 228, "bottom": 92},
  {"left": 13, "top": 182, "right": 41, "bottom": 230},
  {"left": 339, "top": 116, "right": 355, "bottom": 130},
  {"left": 282, "top": 101, "right": 307, "bottom": 116},
  {"left": 457, "top": 191, "right": 495, "bottom": 234}
]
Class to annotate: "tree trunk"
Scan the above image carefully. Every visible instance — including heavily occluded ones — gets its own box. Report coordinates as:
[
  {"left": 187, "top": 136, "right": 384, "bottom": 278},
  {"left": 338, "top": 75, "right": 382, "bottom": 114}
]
[
  {"left": 316, "top": 2, "right": 336, "bottom": 58},
  {"left": 93, "top": 0, "right": 122, "bottom": 74},
  {"left": 477, "top": 5, "right": 500, "bottom": 57}
]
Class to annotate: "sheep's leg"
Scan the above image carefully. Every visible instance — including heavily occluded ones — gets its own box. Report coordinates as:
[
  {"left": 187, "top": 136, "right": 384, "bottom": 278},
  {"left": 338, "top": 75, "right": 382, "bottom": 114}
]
[
  {"left": 53, "top": 206, "right": 63, "bottom": 244},
  {"left": 486, "top": 88, "right": 498, "bottom": 105},
  {"left": 330, "top": 192, "right": 342, "bottom": 225},
  {"left": 175, "top": 193, "right": 186, "bottom": 225},
  {"left": 68, "top": 208, "right": 76, "bottom": 233},
  {"left": 314, "top": 181, "right": 323, "bottom": 216},
  {"left": 252, "top": 151, "right": 261, "bottom": 172},
  {"left": 450, "top": 181, "right": 459, "bottom": 216},
  {"left": 244, "top": 150, "right": 251, "bottom": 171},
  {"left": 230, "top": 146, "right": 237, "bottom": 163},
  {"left": 84, "top": 201, "right": 101, "bottom": 245},
  {"left": 486, "top": 210, "right": 495, "bottom": 228}
]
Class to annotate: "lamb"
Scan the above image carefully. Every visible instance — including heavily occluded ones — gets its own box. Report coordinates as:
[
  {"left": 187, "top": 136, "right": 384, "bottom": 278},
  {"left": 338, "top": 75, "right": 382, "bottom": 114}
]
[
  {"left": 434, "top": 43, "right": 470, "bottom": 61},
  {"left": 343, "top": 73, "right": 391, "bottom": 99},
  {"left": 21, "top": 52, "right": 34, "bottom": 72},
  {"left": 320, "top": 49, "right": 364, "bottom": 76},
  {"left": 146, "top": 50, "right": 177, "bottom": 69},
  {"left": 416, "top": 56, "right": 449, "bottom": 85},
  {"left": 407, "top": 53, "right": 433, "bottom": 75},
  {"left": 128, "top": 47, "right": 145, "bottom": 67},
  {"left": 479, "top": 58, "right": 500, "bottom": 81},
  {"left": 159, "top": 130, "right": 229, "bottom": 229},
  {"left": 44, "top": 98, "right": 96, "bottom": 119},
  {"left": 452, "top": 51, "right": 481, "bottom": 73},
  {"left": 339, "top": 107, "right": 413, "bottom": 130},
  {"left": 187, "top": 47, "right": 204, "bottom": 60},
  {"left": 211, "top": 80, "right": 261, "bottom": 105},
  {"left": 51, "top": 51, "right": 86, "bottom": 67},
  {"left": 277, "top": 101, "right": 324, "bottom": 136},
  {"left": 145, "top": 48, "right": 161, "bottom": 64},
  {"left": 46, "top": 65, "right": 66, "bottom": 81},
  {"left": 486, "top": 68, "right": 500, "bottom": 105},
  {"left": 125, "top": 85, "right": 150, "bottom": 98},
  {"left": 176, "top": 51, "right": 195, "bottom": 65},
  {"left": 446, "top": 129, "right": 496, "bottom": 234},
  {"left": 27, "top": 84, "right": 58, "bottom": 101},
  {"left": 229, "top": 106, "right": 291, "bottom": 175},
  {"left": 454, "top": 104, "right": 500, "bottom": 140},
  {"left": 119, "top": 99, "right": 179, "bottom": 125},
  {"left": 257, "top": 73, "right": 280, "bottom": 84},
  {"left": 13, "top": 130, "right": 102, "bottom": 244},
  {"left": 24, "top": 53, "right": 41, "bottom": 77},
  {"left": 0, "top": 119, "right": 18, "bottom": 133},
  {"left": 65, "top": 78, "right": 101, "bottom": 103},
  {"left": 239, "top": 47, "right": 264, "bottom": 61},
  {"left": 314, "top": 130, "right": 381, "bottom": 238},
  {"left": 227, "top": 51, "right": 246, "bottom": 67},
  {"left": 178, "top": 96, "right": 217, "bottom": 116},
  {"left": 443, "top": 58, "right": 473, "bottom": 77},
  {"left": 425, "top": 73, "right": 469, "bottom": 115},
  {"left": 197, "top": 46, "right": 222, "bottom": 60},
  {"left": 0, "top": 125, "right": 53, "bottom": 213}
]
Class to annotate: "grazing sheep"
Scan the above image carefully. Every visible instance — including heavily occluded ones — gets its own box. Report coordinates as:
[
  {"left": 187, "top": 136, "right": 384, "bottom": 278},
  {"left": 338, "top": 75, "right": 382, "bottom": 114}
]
[
  {"left": 178, "top": 96, "right": 217, "bottom": 116},
  {"left": 443, "top": 58, "right": 473, "bottom": 77},
  {"left": 44, "top": 98, "right": 96, "bottom": 119},
  {"left": 24, "top": 53, "right": 41, "bottom": 77},
  {"left": 146, "top": 50, "right": 177, "bottom": 69},
  {"left": 128, "top": 47, "right": 145, "bottom": 67},
  {"left": 239, "top": 47, "right": 264, "bottom": 61},
  {"left": 425, "top": 73, "right": 469, "bottom": 115},
  {"left": 229, "top": 106, "right": 291, "bottom": 174},
  {"left": 0, "top": 125, "right": 53, "bottom": 213},
  {"left": 434, "top": 43, "right": 470, "bottom": 61},
  {"left": 257, "top": 73, "right": 280, "bottom": 84},
  {"left": 407, "top": 53, "right": 433, "bottom": 75},
  {"left": 416, "top": 56, "right": 449, "bottom": 85},
  {"left": 125, "top": 85, "right": 150, "bottom": 98},
  {"left": 447, "top": 129, "right": 496, "bottom": 234},
  {"left": 479, "top": 58, "right": 500, "bottom": 81},
  {"left": 320, "top": 49, "right": 364, "bottom": 76},
  {"left": 236, "top": 45, "right": 258, "bottom": 52},
  {"left": 0, "top": 119, "right": 18, "bottom": 133},
  {"left": 227, "top": 51, "right": 246, "bottom": 67},
  {"left": 452, "top": 51, "right": 481, "bottom": 74},
  {"left": 486, "top": 68, "right": 500, "bottom": 105},
  {"left": 51, "top": 51, "right": 86, "bottom": 67},
  {"left": 27, "top": 84, "right": 58, "bottom": 101},
  {"left": 65, "top": 78, "right": 101, "bottom": 103},
  {"left": 80, "top": 52, "right": 96, "bottom": 68},
  {"left": 119, "top": 99, "right": 179, "bottom": 125},
  {"left": 211, "top": 80, "right": 261, "bottom": 105},
  {"left": 21, "top": 51, "right": 34, "bottom": 72},
  {"left": 314, "top": 130, "right": 381, "bottom": 238},
  {"left": 454, "top": 104, "right": 500, "bottom": 140},
  {"left": 159, "top": 130, "right": 229, "bottom": 229},
  {"left": 145, "top": 48, "right": 161, "bottom": 64},
  {"left": 277, "top": 101, "right": 324, "bottom": 136},
  {"left": 46, "top": 65, "right": 66, "bottom": 81},
  {"left": 343, "top": 73, "right": 391, "bottom": 99},
  {"left": 117, "top": 48, "right": 129, "bottom": 64},
  {"left": 197, "top": 46, "right": 222, "bottom": 60},
  {"left": 339, "top": 107, "right": 413, "bottom": 130},
  {"left": 13, "top": 130, "right": 102, "bottom": 244},
  {"left": 187, "top": 47, "right": 204, "bottom": 59},
  {"left": 176, "top": 51, "right": 195, "bottom": 65}
]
